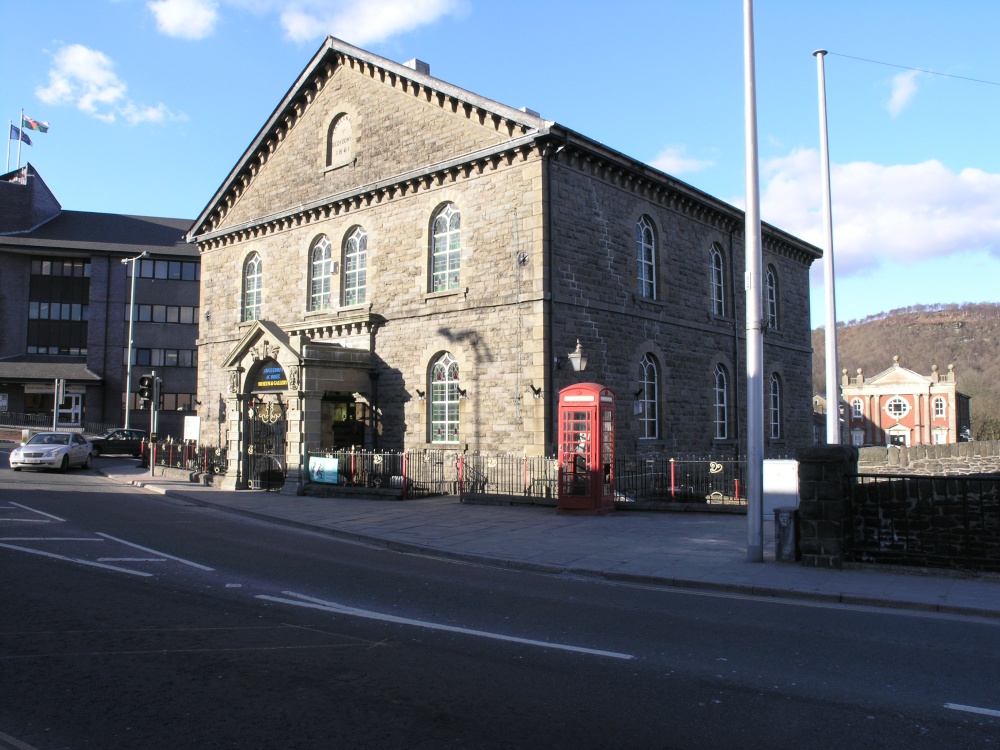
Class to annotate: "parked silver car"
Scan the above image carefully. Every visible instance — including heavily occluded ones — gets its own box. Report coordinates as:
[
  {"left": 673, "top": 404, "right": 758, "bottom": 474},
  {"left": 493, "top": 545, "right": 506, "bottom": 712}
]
[{"left": 9, "top": 431, "right": 93, "bottom": 472}]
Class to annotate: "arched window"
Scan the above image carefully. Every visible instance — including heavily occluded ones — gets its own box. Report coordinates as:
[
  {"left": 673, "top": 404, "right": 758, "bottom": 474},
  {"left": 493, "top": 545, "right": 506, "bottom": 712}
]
[
  {"left": 765, "top": 265, "right": 779, "bottom": 329},
  {"left": 639, "top": 353, "right": 659, "bottom": 439},
  {"left": 933, "top": 396, "right": 947, "bottom": 419},
  {"left": 769, "top": 373, "right": 782, "bottom": 439},
  {"left": 343, "top": 227, "right": 367, "bottom": 306},
  {"left": 243, "top": 253, "right": 262, "bottom": 322},
  {"left": 714, "top": 364, "right": 728, "bottom": 440},
  {"left": 309, "top": 235, "right": 332, "bottom": 311},
  {"left": 636, "top": 216, "right": 656, "bottom": 299},
  {"left": 851, "top": 398, "right": 864, "bottom": 419},
  {"left": 430, "top": 352, "right": 460, "bottom": 443},
  {"left": 431, "top": 203, "right": 461, "bottom": 292},
  {"left": 710, "top": 244, "right": 725, "bottom": 316}
]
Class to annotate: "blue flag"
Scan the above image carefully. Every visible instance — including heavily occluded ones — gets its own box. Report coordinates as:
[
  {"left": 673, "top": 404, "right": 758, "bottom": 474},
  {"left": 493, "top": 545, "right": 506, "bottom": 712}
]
[{"left": 9, "top": 124, "right": 31, "bottom": 146}]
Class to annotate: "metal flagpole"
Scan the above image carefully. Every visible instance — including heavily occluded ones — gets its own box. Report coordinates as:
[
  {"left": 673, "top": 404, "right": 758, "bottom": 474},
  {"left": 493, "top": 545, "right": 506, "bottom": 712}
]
[
  {"left": 814, "top": 50, "right": 841, "bottom": 444},
  {"left": 744, "top": 0, "right": 765, "bottom": 562},
  {"left": 16, "top": 109, "right": 23, "bottom": 169},
  {"left": 5, "top": 120, "right": 11, "bottom": 173}
]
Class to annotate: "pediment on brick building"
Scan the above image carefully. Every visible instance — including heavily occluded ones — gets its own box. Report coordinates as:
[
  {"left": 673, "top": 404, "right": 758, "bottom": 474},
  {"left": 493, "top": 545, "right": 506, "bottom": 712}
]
[
  {"left": 188, "top": 35, "right": 549, "bottom": 240},
  {"left": 864, "top": 357, "right": 930, "bottom": 388}
]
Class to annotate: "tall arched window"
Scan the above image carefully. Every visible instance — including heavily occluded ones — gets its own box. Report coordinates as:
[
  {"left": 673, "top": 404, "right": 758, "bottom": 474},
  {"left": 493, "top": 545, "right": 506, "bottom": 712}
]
[
  {"left": 430, "top": 352, "right": 460, "bottom": 443},
  {"left": 714, "top": 364, "right": 728, "bottom": 440},
  {"left": 431, "top": 203, "right": 461, "bottom": 292},
  {"left": 710, "top": 244, "right": 725, "bottom": 316},
  {"left": 639, "top": 353, "right": 659, "bottom": 439},
  {"left": 309, "top": 235, "right": 332, "bottom": 311},
  {"left": 343, "top": 227, "right": 367, "bottom": 306},
  {"left": 636, "top": 216, "right": 656, "bottom": 299},
  {"left": 243, "top": 253, "right": 262, "bottom": 322},
  {"left": 769, "top": 373, "right": 782, "bottom": 439},
  {"left": 765, "top": 265, "right": 779, "bottom": 329}
]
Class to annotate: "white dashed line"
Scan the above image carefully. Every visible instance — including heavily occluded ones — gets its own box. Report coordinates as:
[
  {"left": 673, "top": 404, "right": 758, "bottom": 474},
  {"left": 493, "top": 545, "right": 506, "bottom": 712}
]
[{"left": 945, "top": 702, "right": 1000, "bottom": 718}]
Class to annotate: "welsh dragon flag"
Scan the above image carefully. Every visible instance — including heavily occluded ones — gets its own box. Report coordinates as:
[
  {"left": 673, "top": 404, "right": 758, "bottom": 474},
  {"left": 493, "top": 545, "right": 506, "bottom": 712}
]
[{"left": 21, "top": 116, "right": 49, "bottom": 133}]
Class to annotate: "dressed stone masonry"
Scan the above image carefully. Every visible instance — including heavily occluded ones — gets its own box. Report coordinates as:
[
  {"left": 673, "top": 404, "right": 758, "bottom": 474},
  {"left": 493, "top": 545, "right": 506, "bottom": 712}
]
[{"left": 188, "top": 36, "right": 822, "bottom": 493}]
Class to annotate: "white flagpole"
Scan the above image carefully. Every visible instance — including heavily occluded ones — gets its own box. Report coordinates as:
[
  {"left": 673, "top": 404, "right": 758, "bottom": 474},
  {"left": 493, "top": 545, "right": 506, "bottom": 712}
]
[
  {"left": 744, "top": 0, "right": 765, "bottom": 562},
  {"left": 16, "top": 108, "right": 23, "bottom": 169},
  {"left": 814, "top": 50, "right": 841, "bottom": 444}
]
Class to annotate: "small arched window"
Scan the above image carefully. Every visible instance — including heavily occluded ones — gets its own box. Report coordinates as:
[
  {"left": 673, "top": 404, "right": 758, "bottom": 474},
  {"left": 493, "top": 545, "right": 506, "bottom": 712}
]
[
  {"left": 765, "top": 265, "right": 779, "bottom": 329},
  {"left": 243, "top": 253, "right": 262, "bottom": 322},
  {"left": 309, "top": 235, "right": 332, "bottom": 311},
  {"left": 639, "top": 353, "right": 659, "bottom": 439},
  {"left": 933, "top": 396, "right": 947, "bottom": 419},
  {"left": 710, "top": 244, "right": 725, "bottom": 316},
  {"left": 851, "top": 398, "right": 864, "bottom": 419},
  {"left": 431, "top": 203, "right": 461, "bottom": 292},
  {"left": 769, "top": 373, "right": 782, "bottom": 439},
  {"left": 714, "top": 364, "right": 729, "bottom": 440},
  {"left": 636, "top": 216, "right": 656, "bottom": 299},
  {"left": 343, "top": 227, "right": 367, "bottom": 306},
  {"left": 430, "top": 352, "right": 460, "bottom": 443}
]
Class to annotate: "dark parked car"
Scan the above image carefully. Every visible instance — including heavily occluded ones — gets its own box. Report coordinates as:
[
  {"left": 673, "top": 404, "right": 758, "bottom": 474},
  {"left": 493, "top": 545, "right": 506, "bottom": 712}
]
[{"left": 86, "top": 428, "right": 148, "bottom": 457}]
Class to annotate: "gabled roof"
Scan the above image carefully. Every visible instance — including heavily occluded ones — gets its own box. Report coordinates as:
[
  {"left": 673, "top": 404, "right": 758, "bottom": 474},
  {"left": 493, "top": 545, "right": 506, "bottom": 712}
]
[
  {"left": 190, "top": 36, "right": 822, "bottom": 265},
  {"left": 191, "top": 35, "right": 548, "bottom": 238},
  {"left": 864, "top": 359, "right": 932, "bottom": 387}
]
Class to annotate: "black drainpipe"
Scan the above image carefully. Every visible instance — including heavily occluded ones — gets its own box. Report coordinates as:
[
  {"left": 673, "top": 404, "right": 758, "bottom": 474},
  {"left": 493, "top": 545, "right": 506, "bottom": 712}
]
[{"left": 729, "top": 228, "right": 741, "bottom": 456}]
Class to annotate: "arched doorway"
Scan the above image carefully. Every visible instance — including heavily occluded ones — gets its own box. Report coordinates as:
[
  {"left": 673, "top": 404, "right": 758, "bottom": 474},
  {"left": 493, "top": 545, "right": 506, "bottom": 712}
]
[{"left": 246, "top": 358, "right": 288, "bottom": 490}]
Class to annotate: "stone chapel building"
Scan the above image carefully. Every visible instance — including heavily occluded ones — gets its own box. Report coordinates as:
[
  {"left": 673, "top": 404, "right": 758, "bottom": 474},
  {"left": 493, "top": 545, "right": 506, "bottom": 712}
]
[{"left": 188, "top": 36, "right": 821, "bottom": 492}]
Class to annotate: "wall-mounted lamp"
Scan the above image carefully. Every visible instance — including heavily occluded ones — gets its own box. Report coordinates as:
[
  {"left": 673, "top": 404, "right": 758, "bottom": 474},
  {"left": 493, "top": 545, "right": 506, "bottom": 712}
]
[
  {"left": 634, "top": 388, "right": 643, "bottom": 400},
  {"left": 193, "top": 399, "right": 203, "bottom": 406},
  {"left": 415, "top": 389, "right": 425, "bottom": 401},
  {"left": 567, "top": 339, "right": 588, "bottom": 373},
  {"left": 457, "top": 387, "right": 468, "bottom": 400},
  {"left": 205, "top": 309, "right": 211, "bottom": 321},
  {"left": 528, "top": 383, "right": 543, "bottom": 399}
]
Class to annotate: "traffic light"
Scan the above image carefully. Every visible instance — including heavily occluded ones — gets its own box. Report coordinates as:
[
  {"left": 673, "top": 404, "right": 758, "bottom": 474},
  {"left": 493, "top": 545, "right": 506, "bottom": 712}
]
[{"left": 138, "top": 374, "right": 154, "bottom": 410}]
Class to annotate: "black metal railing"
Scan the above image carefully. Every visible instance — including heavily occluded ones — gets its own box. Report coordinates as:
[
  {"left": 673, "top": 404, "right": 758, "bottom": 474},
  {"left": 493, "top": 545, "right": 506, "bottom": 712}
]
[
  {"left": 0, "top": 412, "right": 53, "bottom": 429},
  {"left": 459, "top": 454, "right": 559, "bottom": 500},
  {"left": 615, "top": 455, "right": 747, "bottom": 505},
  {"left": 849, "top": 474, "right": 1000, "bottom": 572},
  {"left": 145, "top": 440, "right": 228, "bottom": 475},
  {"left": 306, "top": 449, "right": 452, "bottom": 498}
]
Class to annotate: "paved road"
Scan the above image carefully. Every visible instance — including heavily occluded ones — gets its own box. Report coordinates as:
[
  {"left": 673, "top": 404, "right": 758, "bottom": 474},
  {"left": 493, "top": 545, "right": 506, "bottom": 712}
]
[{"left": 1, "top": 467, "right": 999, "bottom": 749}]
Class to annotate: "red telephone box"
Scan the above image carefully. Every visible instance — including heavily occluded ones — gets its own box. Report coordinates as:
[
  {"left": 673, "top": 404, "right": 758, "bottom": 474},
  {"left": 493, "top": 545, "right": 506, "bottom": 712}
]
[{"left": 557, "top": 383, "right": 615, "bottom": 515}]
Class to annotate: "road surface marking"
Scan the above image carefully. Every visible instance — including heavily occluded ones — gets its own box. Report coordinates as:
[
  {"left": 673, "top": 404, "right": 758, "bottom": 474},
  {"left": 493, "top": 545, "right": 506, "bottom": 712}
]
[
  {"left": 258, "top": 591, "right": 634, "bottom": 660},
  {"left": 945, "top": 703, "right": 1000, "bottom": 718},
  {"left": 0, "top": 538, "right": 102, "bottom": 541},
  {"left": 0, "top": 728, "right": 42, "bottom": 750},
  {"left": 0, "top": 542, "right": 151, "bottom": 577},
  {"left": 9, "top": 503, "right": 65, "bottom": 521},
  {"left": 0, "top": 519, "right": 53, "bottom": 523},
  {"left": 96, "top": 533, "right": 214, "bottom": 571},
  {"left": 98, "top": 557, "right": 167, "bottom": 563}
]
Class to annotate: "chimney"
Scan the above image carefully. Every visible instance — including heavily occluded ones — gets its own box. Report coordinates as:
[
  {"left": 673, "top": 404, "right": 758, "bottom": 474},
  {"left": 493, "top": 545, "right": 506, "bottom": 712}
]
[{"left": 403, "top": 59, "right": 430, "bottom": 76}]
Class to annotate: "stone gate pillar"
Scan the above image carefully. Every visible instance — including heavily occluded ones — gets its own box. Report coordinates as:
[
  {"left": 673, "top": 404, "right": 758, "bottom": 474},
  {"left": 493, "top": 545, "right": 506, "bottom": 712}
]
[{"left": 796, "top": 445, "right": 858, "bottom": 569}]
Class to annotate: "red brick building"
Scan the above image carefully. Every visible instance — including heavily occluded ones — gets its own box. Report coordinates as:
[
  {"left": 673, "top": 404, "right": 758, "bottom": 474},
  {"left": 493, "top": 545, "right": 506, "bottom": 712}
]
[{"left": 840, "top": 356, "right": 971, "bottom": 447}]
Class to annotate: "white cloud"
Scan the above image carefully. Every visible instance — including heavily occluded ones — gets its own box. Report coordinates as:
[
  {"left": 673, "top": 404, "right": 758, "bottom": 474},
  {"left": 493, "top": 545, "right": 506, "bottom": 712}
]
[
  {"left": 36, "top": 44, "right": 184, "bottom": 125},
  {"left": 757, "top": 147, "right": 1000, "bottom": 277},
  {"left": 648, "top": 145, "right": 715, "bottom": 176},
  {"left": 148, "top": 0, "right": 220, "bottom": 40},
  {"left": 887, "top": 70, "right": 920, "bottom": 117},
  {"left": 280, "top": 0, "right": 462, "bottom": 45}
]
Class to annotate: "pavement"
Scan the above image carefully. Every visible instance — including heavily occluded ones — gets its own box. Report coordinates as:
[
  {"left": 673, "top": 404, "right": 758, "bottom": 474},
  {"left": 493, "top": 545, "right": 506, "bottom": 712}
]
[{"left": 94, "top": 459, "right": 1000, "bottom": 620}]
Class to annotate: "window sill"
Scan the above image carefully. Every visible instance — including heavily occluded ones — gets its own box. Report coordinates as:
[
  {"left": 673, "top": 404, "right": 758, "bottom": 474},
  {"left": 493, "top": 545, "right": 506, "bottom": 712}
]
[{"left": 425, "top": 288, "right": 467, "bottom": 302}]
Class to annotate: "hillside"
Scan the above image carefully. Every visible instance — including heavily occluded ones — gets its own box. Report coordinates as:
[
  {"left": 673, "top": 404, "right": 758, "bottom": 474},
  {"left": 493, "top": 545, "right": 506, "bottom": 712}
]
[{"left": 812, "top": 303, "right": 1000, "bottom": 440}]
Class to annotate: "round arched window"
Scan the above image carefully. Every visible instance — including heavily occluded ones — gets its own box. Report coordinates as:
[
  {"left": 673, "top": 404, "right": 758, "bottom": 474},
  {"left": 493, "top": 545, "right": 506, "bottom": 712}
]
[{"left": 884, "top": 396, "right": 910, "bottom": 420}]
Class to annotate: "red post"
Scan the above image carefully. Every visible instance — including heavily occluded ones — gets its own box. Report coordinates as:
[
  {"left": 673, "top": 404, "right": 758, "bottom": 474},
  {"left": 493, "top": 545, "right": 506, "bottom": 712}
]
[
  {"left": 670, "top": 457, "right": 676, "bottom": 498},
  {"left": 457, "top": 453, "right": 464, "bottom": 496},
  {"left": 735, "top": 479, "right": 741, "bottom": 503}
]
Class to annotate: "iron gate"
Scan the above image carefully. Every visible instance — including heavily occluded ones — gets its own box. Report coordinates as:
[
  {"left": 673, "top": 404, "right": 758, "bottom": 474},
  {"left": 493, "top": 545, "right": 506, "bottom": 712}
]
[{"left": 247, "top": 398, "right": 286, "bottom": 491}]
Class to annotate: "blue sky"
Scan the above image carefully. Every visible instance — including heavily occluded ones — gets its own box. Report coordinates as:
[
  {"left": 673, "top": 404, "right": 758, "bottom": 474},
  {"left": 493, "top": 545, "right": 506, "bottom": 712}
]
[{"left": 4, "top": 0, "right": 999, "bottom": 328}]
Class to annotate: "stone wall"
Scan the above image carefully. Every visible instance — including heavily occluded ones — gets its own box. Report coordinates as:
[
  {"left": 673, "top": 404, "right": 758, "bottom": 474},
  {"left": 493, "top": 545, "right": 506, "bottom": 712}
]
[{"left": 858, "top": 440, "right": 1000, "bottom": 476}]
